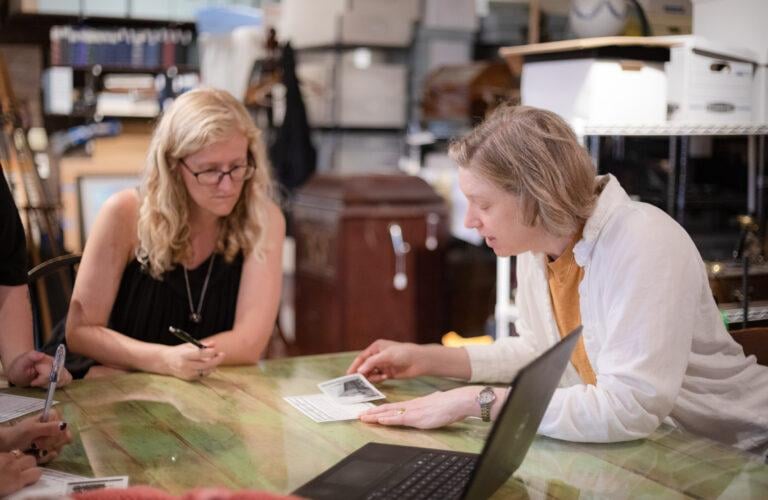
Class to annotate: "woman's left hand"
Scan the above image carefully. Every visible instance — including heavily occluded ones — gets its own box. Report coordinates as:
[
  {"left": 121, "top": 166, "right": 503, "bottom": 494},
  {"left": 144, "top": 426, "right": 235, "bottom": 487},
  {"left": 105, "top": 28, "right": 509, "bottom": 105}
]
[
  {"left": 2, "top": 410, "right": 72, "bottom": 464},
  {"left": 359, "top": 386, "right": 480, "bottom": 429},
  {"left": 5, "top": 351, "right": 73, "bottom": 388}
]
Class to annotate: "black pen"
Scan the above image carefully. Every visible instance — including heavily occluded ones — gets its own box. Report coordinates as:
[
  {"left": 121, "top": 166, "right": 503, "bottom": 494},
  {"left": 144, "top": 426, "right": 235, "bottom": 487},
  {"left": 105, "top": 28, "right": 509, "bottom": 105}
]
[{"left": 168, "top": 326, "right": 207, "bottom": 349}]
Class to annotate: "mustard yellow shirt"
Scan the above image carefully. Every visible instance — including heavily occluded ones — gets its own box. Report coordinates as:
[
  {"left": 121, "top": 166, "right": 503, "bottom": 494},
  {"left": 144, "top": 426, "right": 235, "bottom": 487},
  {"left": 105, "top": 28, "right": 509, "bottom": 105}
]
[{"left": 547, "top": 233, "right": 596, "bottom": 385}]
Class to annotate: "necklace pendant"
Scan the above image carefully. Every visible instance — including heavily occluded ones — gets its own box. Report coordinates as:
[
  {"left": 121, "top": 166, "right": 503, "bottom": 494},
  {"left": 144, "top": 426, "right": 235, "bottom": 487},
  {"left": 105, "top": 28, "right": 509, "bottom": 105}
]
[{"left": 189, "top": 312, "right": 202, "bottom": 323}]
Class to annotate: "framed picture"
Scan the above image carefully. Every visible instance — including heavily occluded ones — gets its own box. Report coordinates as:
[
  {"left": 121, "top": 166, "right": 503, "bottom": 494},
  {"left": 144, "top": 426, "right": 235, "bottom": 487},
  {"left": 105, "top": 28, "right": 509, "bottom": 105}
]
[{"left": 76, "top": 174, "right": 141, "bottom": 246}]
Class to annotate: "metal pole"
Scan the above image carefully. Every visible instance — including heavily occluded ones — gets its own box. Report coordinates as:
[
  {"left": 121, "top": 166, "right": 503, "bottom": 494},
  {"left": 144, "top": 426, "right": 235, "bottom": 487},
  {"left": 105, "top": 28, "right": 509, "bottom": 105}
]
[
  {"left": 667, "top": 136, "right": 677, "bottom": 218},
  {"left": 675, "top": 135, "right": 689, "bottom": 226},
  {"left": 495, "top": 257, "right": 511, "bottom": 339}
]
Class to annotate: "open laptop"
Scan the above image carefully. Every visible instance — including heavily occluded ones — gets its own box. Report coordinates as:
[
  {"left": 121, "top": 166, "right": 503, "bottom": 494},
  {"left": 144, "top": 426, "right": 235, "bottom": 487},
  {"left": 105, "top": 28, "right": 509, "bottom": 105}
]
[{"left": 293, "top": 327, "right": 582, "bottom": 500}]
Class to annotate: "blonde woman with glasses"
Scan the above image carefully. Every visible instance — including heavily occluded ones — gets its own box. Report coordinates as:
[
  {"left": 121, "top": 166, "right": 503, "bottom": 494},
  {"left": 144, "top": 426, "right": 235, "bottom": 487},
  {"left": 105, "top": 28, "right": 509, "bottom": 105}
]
[
  {"left": 349, "top": 105, "right": 768, "bottom": 459},
  {"left": 66, "top": 88, "right": 285, "bottom": 380}
]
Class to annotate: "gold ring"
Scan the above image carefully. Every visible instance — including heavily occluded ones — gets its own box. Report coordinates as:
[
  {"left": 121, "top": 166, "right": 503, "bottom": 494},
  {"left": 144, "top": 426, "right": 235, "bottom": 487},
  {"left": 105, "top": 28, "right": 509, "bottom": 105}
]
[
  {"left": 396, "top": 408, "right": 406, "bottom": 416},
  {"left": 10, "top": 449, "right": 23, "bottom": 459}
]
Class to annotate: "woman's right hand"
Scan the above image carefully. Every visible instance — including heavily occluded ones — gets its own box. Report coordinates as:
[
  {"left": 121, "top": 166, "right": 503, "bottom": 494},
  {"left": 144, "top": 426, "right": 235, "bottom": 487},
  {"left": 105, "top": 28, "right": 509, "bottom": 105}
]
[
  {"left": 346, "top": 340, "right": 427, "bottom": 382},
  {"left": 161, "top": 342, "right": 225, "bottom": 381},
  {"left": 1, "top": 409, "right": 72, "bottom": 464},
  {"left": 0, "top": 451, "right": 40, "bottom": 496}
]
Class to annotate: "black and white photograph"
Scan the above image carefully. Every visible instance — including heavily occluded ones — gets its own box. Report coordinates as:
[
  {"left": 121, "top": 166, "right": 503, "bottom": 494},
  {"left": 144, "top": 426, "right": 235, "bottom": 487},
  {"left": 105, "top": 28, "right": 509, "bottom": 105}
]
[{"left": 318, "top": 374, "right": 385, "bottom": 404}]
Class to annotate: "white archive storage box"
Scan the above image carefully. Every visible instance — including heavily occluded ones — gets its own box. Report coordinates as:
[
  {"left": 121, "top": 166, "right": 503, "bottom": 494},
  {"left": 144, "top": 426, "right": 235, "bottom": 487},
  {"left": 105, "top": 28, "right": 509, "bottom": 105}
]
[
  {"left": 297, "top": 52, "right": 407, "bottom": 128},
  {"left": 521, "top": 57, "right": 668, "bottom": 126},
  {"left": 755, "top": 67, "right": 768, "bottom": 123},
  {"left": 692, "top": 0, "right": 768, "bottom": 65},
  {"left": 692, "top": 0, "right": 768, "bottom": 122},
  {"left": 667, "top": 36, "right": 757, "bottom": 123}
]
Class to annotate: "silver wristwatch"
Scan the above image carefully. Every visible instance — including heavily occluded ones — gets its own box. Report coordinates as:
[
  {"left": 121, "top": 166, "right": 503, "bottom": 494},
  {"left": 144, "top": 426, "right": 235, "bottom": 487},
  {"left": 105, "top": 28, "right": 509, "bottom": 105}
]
[{"left": 476, "top": 386, "right": 497, "bottom": 422}]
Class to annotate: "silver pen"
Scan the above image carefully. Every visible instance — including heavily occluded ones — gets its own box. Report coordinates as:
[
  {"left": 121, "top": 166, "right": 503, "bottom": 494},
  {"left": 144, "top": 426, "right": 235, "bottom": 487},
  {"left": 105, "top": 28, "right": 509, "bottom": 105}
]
[{"left": 41, "top": 344, "right": 66, "bottom": 422}]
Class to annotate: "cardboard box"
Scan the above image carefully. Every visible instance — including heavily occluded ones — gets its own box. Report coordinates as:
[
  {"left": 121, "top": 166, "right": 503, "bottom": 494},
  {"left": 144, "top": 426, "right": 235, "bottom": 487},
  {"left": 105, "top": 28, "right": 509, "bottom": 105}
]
[
  {"left": 667, "top": 36, "right": 757, "bottom": 123},
  {"left": 297, "top": 52, "right": 407, "bottom": 128},
  {"left": 423, "top": 0, "right": 477, "bottom": 32},
  {"left": 638, "top": 0, "right": 692, "bottom": 35},
  {"left": 752, "top": 65, "right": 768, "bottom": 123},
  {"left": 280, "top": 0, "right": 415, "bottom": 48},
  {"left": 82, "top": 0, "right": 128, "bottom": 17},
  {"left": 350, "top": 0, "right": 421, "bottom": 22},
  {"left": 339, "top": 9, "right": 414, "bottom": 47},
  {"left": 337, "top": 64, "right": 407, "bottom": 127},
  {"left": 521, "top": 57, "right": 668, "bottom": 125},
  {"left": 316, "top": 131, "right": 402, "bottom": 172},
  {"left": 692, "top": 0, "right": 768, "bottom": 64}
]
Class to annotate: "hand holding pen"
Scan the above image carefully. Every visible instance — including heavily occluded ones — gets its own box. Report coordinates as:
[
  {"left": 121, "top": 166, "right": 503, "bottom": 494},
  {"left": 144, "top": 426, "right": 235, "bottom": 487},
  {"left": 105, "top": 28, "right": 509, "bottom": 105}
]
[
  {"left": 169, "top": 326, "right": 208, "bottom": 349},
  {"left": 166, "top": 326, "right": 224, "bottom": 380},
  {"left": 0, "top": 344, "right": 72, "bottom": 466},
  {"left": 14, "top": 409, "right": 72, "bottom": 464}
]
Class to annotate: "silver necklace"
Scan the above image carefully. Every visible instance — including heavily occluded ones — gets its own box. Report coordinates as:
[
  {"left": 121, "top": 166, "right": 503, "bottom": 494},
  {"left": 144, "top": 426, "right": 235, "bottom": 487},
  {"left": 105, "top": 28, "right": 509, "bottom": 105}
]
[{"left": 183, "top": 254, "right": 215, "bottom": 324}]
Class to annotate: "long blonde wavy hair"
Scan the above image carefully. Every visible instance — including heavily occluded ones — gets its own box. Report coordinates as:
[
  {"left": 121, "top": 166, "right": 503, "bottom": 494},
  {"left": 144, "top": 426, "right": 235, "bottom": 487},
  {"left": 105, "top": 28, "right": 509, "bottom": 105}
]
[{"left": 137, "top": 87, "right": 275, "bottom": 279}]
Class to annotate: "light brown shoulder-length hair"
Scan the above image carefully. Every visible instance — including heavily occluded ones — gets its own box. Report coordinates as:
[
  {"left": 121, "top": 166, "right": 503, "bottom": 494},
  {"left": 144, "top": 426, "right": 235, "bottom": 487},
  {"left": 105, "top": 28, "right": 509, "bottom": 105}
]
[
  {"left": 137, "top": 87, "right": 276, "bottom": 279},
  {"left": 449, "top": 105, "right": 597, "bottom": 237}
]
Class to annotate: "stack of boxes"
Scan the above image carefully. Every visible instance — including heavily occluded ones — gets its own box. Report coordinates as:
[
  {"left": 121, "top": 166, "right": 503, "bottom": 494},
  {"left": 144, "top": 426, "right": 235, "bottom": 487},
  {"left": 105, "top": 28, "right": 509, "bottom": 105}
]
[
  {"left": 278, "top": 0, "right": 486, "bottom": 172},
  {"left": 514, "top": 0, "right": 766, "bottom": 127},
  {"left": 279, "top": 0, "right": 421, "bottom": 172},
  {"left": 280, "top": 0, "right": 418, "bottom": 129},
  {"left": 410, "top": 0, "right": 478, "bottom": 122}
]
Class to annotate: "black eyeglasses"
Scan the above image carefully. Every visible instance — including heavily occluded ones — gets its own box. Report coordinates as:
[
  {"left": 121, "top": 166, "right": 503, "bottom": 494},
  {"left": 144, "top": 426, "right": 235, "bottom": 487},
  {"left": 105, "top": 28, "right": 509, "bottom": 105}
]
[{"left": 179, "top": 157, "right": 256, "bottom": 186}]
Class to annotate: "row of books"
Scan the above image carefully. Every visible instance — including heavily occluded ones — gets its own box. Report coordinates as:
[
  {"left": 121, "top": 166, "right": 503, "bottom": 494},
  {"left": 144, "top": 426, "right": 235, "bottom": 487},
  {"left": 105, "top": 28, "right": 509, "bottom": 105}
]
[{"left": 49, "top": 26, "right": 197, "bottom": 70}]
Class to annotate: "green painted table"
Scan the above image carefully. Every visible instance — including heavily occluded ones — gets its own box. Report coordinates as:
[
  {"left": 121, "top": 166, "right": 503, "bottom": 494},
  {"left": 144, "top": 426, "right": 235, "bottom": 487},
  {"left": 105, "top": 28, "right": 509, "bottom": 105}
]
[{"left": 4, "top": 352, "right": 768, "bottom": 498}]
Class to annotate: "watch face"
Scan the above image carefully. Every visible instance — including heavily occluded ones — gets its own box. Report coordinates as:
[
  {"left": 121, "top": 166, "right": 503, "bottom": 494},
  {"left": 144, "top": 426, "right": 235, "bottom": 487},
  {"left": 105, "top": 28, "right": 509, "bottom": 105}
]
[{"left": 478, "top": 389, "right": 496, "bottom": 404}]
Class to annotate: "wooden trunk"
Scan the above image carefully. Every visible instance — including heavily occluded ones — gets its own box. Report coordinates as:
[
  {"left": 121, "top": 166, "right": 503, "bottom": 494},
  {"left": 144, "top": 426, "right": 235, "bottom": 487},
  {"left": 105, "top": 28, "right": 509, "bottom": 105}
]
[{"left": 293, "top": 174, "right": 449, "bottom": 354}]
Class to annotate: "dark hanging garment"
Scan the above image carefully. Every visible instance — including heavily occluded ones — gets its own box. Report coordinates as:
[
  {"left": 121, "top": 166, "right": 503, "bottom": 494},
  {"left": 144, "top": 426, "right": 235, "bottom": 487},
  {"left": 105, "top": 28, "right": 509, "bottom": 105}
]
[{"left": 269, "top": 42, "right": 316, "bottom": 193}]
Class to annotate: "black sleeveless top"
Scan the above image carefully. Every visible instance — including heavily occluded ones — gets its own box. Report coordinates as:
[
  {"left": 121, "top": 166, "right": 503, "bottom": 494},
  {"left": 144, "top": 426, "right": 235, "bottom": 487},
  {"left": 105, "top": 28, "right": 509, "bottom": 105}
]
[
  {"left": 108, "top": 252, "right": 243, "bottom": 344},
  {"left": 49, "top": 252, "right": 243, "bottom": 378}
]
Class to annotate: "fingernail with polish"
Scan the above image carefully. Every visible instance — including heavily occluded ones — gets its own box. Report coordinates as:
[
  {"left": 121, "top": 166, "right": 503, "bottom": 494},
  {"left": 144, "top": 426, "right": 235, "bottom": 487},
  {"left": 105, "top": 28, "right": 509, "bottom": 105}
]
[{"left": 59, "top": 422, "right": 67, "bottom": 431}]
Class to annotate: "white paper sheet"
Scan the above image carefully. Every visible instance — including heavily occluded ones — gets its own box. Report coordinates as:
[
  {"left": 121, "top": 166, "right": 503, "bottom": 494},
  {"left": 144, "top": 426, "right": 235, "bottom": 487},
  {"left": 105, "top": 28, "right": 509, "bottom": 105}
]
[
  {"left": 284, "top": 394, "right": 374, "bottom": 423},
  {"left": 0, "top": 393, "right": 56, "bottom": 423},
  {"left": 7, "top": 468, "right": 128, "bottom": 500}
]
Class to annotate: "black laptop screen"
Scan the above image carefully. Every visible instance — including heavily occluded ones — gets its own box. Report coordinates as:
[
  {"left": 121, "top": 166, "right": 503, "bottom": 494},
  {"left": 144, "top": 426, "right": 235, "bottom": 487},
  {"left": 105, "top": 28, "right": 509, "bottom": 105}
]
[{"left": 461, "top": 327, "right": 582, "bottom": 500}]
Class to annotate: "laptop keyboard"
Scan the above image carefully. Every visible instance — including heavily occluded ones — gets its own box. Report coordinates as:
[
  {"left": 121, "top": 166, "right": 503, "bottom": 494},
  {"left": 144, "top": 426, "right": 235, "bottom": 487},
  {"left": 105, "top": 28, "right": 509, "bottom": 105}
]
[{"left": 365, "top": 452, "right": 477, "bottom": 500}]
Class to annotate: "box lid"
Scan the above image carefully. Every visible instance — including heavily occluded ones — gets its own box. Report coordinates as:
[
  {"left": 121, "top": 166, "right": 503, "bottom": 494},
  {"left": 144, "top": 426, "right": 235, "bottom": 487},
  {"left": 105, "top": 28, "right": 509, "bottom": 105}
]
[
  {"left": 502, "top": 36, "right": 675, "bottom": 64},
  {"left": 296, "top": 173, "right": 443, "bottom": 205},
  {"left": 667, "top": 35, "right": 758, "bottom": 63}
]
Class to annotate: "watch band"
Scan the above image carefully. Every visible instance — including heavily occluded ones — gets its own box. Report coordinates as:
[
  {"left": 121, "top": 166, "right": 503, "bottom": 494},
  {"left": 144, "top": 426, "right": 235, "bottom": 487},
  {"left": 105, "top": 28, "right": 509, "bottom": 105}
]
[
  {"left": 477, "top": 386, "right": 496, "bottom": 422},
  {"left": 481, "top": 401, "right": 492, "bottom": 422}
]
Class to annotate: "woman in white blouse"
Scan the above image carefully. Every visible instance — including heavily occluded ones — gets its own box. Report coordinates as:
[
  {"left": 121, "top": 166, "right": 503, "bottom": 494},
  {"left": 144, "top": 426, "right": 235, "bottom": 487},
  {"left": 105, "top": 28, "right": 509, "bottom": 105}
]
[{"left": 348, "top": 105, "right": 768, "bottom": 459}]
